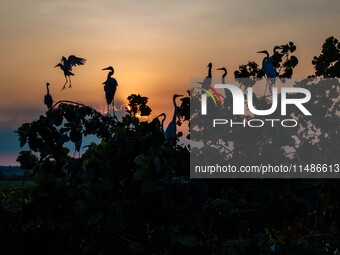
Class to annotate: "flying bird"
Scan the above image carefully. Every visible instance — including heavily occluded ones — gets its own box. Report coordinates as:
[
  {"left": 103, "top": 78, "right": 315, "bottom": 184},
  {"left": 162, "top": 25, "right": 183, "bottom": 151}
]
[
  {"left": 44, "top": 82, "right": 53, "bottom": 109},
  {"left": 257, "top": 50, "right": 277, "bottom": 95},
  {"left": 102, "top": 66, "right": 118, "bottom": 116},
  {"left": 165, "top": 94, "right": 182, "bottom": 145},
  {"left": 55, "top": 55, "right": 86, "bottom": 90}
]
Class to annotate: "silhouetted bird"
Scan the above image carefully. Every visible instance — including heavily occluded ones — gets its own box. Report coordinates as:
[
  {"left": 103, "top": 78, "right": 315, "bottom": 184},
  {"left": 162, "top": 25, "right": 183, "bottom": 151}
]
[
  {"left": 44, "top": 82, "right": 53, "bottom": 109},
  {"left": 258, "top": 50, "right": 276, "bottom": 78},
  {"left": 165, "top": 94, "right": 182, "bottom": 145},
  {"left": 55, "top": 55, "right": 86, "bottom": 90},
  {"left": 102, "top": 66, "right": 118, "bottom": 116},
  {"left": 151, "top": 113, "right": 166, "bottom": 134},
  {"left": 268, "top": 46, "right": 283, "bottom": 68},
  {"left": 217, "top": 67, "right": 228, "bottom": 98},
  {"left": 258, "top": 50, "right": 276, "bottom": 94},
  {"left": 156, "top": 113, "right": 166, "bottom": 132},
  {"left": 198, "top": 63, "right": 222, "bottom": 105},
  {"left": 201, "top": 63, "right": 212, "bottom": 89},
  {"left": 217, "top": 67, "right": 227, "bottom": 84}
]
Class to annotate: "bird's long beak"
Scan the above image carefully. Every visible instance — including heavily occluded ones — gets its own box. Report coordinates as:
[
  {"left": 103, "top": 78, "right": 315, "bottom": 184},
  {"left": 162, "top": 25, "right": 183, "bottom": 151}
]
[
  {"left": 102, "top": 67, "right": 111, "bottom": 71},
  {"left": 257, "top": 50, "right": 266, "bottom": 54},
  {"left": 217, "top": 68, "right": 224, "bottom": 70},
  {"left": 54, "top": 64, "right": 58, "bottom": 67}
]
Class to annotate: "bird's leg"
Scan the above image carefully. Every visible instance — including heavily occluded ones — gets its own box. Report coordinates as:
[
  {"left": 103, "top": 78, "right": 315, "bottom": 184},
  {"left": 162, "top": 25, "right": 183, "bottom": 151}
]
[
  {"left": 107, "top": 104, "right": 110, "bottom": 116},
  {"left": 112, "top": 103, "right": 118, "bottom": 120},
  {"left": 62, "top": 77, "right": 68, "bottom": 90},
  {"left": 263, "top": 81, "right": 268, "bottom": 97},
  {"left": 68, "top": 77, "right": 72, "bottom": 88}
]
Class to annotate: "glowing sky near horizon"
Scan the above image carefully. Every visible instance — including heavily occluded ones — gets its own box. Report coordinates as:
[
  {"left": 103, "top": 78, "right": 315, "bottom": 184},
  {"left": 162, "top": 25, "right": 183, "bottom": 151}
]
[{"left": 0, "top": 0, "right": 340, "bottom": 165}]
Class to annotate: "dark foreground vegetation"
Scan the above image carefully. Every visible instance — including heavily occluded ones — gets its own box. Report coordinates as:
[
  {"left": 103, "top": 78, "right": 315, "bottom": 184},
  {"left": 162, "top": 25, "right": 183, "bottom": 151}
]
[{"left": 0, "top": 37, "right": 339, "bottom": 254}]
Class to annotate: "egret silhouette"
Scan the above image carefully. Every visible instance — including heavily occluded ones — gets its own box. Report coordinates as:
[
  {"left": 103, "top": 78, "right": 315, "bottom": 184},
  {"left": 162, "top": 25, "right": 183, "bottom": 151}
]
[
  {"left": 197, "top": 63, "right": 223, "bottom": 105},
  {"left": 258, "top": 50, "right": 276, "bottom": 95},
  {"left": 157, "top": 113, "right": 166, "bottom": 132},
  {"left": 269, "top": 45, "right": 283, "bottom": 68},
  {"left": 102, "top": 66, "right": 118, "bottom": 116},
  {"left": 201, "top": 62, "right": 212, "bottom": 89},
  {"left": 165, "top": 94, "right": 182, "bottom": 145},
  {"left": 44, "top": 82, "right": 53, "bottom": 109},
  {"left": 151, "top": 113, "right": 166, "bottom": 134},
  {"left": 55, "top": 55, "right": 86, "bottom": 90},
  {"left": 272, "top": 45, "right": 283, "bottom": 55},
  {"left": 217, "top": 67, "right": 228, "bottom": 97},
  {"left": 216, "top": 67, "right": 227, "bottom": 84}
]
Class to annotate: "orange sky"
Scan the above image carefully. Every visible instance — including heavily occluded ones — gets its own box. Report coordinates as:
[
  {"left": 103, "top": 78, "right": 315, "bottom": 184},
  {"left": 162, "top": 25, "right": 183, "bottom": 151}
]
[{"left": 0, "top": 0, "right": 340, "bottom": 165}]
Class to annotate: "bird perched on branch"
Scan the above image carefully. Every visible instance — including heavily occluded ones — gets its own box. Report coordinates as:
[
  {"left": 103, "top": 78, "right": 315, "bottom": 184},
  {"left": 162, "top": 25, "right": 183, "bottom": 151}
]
[
  {"left": 217, "top": 67, "right": 227, "bottom": 84},
  {"left": 102, "top": 66, "right": 118, "bottom": 116},
  {"left": 55, "top": 55, "right": 86, "bottom": 90},
  {"left": 270, "top": 45, "right": 283, "bottom": 68},
  {"left": 257, "top": 50, "right": 277, "bottom": 95},
  {"left": 198, "top": 63, "right": 222, "bottom": 105},
  {"left": 217, "top": 67, "right": 228, "bottom": 98},
  {"left": 44, "top": 82, "right": 53, "bottom": 109},
  {"left": 201, "top": 62, "right": 212, "bottom": 89},
  {"left": 153, "top": 113, "right": 166, "bottom": 133},
  {"left": 165, "top": 94, "right": 182, "bottom": 145}
]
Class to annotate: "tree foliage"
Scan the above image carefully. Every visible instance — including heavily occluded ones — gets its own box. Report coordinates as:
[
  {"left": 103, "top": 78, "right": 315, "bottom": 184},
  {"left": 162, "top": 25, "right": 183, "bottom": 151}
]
[
  {"left": 234, "top": 42, "right": 299, "bottom": 89},
  {"left": 0, "top": 37, "right": 339, "bottom": 255},
  {"left": 312, "top": 36, "right": 340, "bottom": 77}
]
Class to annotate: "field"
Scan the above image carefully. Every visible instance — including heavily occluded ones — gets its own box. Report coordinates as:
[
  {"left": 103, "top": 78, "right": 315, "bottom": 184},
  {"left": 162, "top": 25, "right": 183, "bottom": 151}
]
[{"left": 0, "top": 180, "right": 35, "bottom": 192}]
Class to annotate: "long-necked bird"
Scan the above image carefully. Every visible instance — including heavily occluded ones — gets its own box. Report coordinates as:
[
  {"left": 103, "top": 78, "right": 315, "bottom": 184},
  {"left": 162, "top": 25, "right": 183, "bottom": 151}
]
[
  {"left": 217, "top": 67, "right": 227, "bottom": 84},
  {"left": 157, "top": 113, "right": 166, "bottom": 132},
  {"left": 217, "top": 67, "right": 228, "bottom": 98},
  {"left": 269, "top": 46, "right": 283, "bottom": 68},
  {"left": 44, "top": 82, "right": 53, "bottom": 109},
  {"left": 257, "top": 50, "right": 276, "bottom": 78},
  {"left": 201, "top": 62, "right": 212, "bottom": 89},
  {"left": 55, "top": 55, "right": 86, "bottom": 90},
  {"left": 165, "top": 94, "right": 182, "bottom": 145},
  {"left": 102, "top": 66, "right": 118, "bottom": 116},
  {"left": 258, "top": 50, "right": 277, "bottom": 95},
  {"left": 151, "top": 113, "right": 166, "bottom": 134},
  {"left": 197, "top": 63, "right": 222, "bottom": 105}
]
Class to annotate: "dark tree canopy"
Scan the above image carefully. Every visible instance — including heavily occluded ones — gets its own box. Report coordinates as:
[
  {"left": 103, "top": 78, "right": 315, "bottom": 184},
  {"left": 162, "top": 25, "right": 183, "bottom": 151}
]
[{"left": 0, "top": 36, "right": 339, "bottom": 255}]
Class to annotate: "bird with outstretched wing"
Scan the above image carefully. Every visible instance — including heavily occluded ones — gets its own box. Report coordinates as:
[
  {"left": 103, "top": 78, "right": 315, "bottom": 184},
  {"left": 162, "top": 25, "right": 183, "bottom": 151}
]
[{"left": 55, "top": 55, "right": 86, "bottom": 90}]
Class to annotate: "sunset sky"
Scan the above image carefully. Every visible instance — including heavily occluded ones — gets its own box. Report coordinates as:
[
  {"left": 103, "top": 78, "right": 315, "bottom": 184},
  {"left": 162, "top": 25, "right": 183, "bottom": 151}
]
[{"left": 1, "top": 0, "right": 340, "bottom": 165}]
